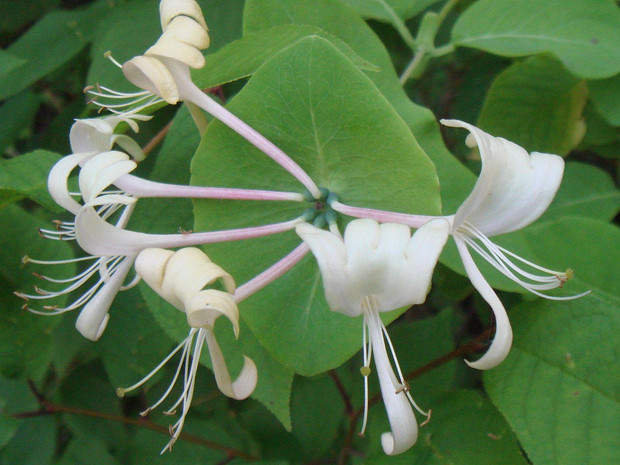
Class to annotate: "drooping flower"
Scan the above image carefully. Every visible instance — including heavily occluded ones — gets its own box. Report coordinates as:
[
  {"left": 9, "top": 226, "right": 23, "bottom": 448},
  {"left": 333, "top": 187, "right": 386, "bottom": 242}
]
[
  {"left": 296, "top": 218, "right": 449, "bottom": 455},
  {"left": 121, "top": 0, "right": 210, "bottom": 105},
  {"left": 119, "top": 247, "right": 257, "bottom": 452},
  {"left": 441, "top": 119, "right": 588, "bottom": 370},
  {"left": 90, "top": 0, "right": 321, "bottom": 198},
  {"left": 17, "top": 150, "right": 141, "bottom": 340}
]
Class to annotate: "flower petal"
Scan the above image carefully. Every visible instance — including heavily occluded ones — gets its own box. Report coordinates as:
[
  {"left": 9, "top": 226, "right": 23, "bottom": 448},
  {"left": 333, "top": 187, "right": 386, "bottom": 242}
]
[
  {"left": 295, "top": 222, "right": 359, "bottom": 316},
  {"left": 455, "top": 237, "right": 513, "bottom": 370},
  {"left": 146, "top": 30, "right": 206, "bottom": 69},
  {"left": 376, "top": 219, "right": 449, "bottom": 311},
  {"left": 204, "top": 330, "right": 258, "bottom": 400},
  {"left": 442, "top": 119, "right": 564, "bottom": 237},
  {"left": 47, "top": 153, "right": 91, "bottom": 214},
  {"left": 122, "top": 55, "right": 179, "bottom": 104},
  {"left": 75, "top": 257, "right": 135, "bottom": 341},
  {"left": 79, "top": 151, "right": 136, "bottom": 202},
  {"left": 366, "top": 312, "right": 418, "bottom": 455},
  {"left": 69, "top": 118, "right": 114, "bottom": 154},
  {"left": 159, "top": 0, "right": 207, "bottom": 31}
]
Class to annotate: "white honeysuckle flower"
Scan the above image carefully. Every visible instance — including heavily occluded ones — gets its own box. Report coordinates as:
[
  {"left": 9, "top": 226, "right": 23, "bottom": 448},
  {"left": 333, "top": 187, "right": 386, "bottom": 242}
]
[
  {"left": 69, "top": 113, "right": 149, "bottom": 160},
  {"left": 441, "top": 119, "right": 588, "bottom": 370},
  {"left": 119, "top": 247, "right": 257, "bottom": 453},
  {"left": 17, "top": 151, "right": 141, "bottom": 341},
  {"left": 121, "top": 0, "right": 209, "bottom": 104},
  {"left": 296, "top": 218, "right": 449, "bottom": 456}
]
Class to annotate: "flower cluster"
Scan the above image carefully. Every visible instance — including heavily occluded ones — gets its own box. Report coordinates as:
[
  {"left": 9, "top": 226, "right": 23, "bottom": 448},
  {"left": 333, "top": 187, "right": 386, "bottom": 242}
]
[{"left": 17, "top": 0, "right": 585, "bottom": 456}]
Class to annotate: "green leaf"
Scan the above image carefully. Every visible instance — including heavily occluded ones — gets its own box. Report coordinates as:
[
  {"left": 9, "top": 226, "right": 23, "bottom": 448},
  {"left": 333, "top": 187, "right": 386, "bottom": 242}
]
[
  {"left": 0, "top": 150, "right": 62, "bottom": 211},
  {"left": 589, "top": 73, "right": 620, "bottom": 126},
  {"left": 290, "top": 374, "right": 344, "bottom": 459},
  {"left": 484, "top": 274, "right": 620, "bottom": 465},
  {"left": 0, "top": 51, "right": 26, "bottom": 78},
  {"left": 0, "top": 415, "right": 18, "bottom": 450},
  {"left": 243, "top": 0, "right": 476, "bottom": 214},
  {"left": 98, "top": 288, "right": 175, "bottom": 388},
  {"left": 0, "top": 205, "right": 74, "bottom": 379},
  {"left": 59, "top": 361, "right": 126, "bottom": 448},
  {"left": 0, "top": 417, "right": 56, "bottom": 465},
  {"left": 56, "top": 436, "right": 120, "bottom": 465},
  {"left": 541, "top": 162, "right": 620, "bottom": 222},
  {"left": 452, "top": 0, "right": 620, "bottom": 79},
  {"left": 192, "top": 36, "right": 440, "bottom": 375},
  {"left": 341, "top": 0, "right": 441, "bottom": 22},
  {"left": 128, "top": 419, "right": 251, "bottom": 464},
  {"left": 193, "top": 24, "right": 380, "bottom": 89},
  {"left": 477, "top": 55, "right": 587, "bottom": 156},
  {"left": 0, "top": 90, "right": 41, "bottom": 155},
  {"left": 0, "top": 2, "right": 112, "bottom": 100}
]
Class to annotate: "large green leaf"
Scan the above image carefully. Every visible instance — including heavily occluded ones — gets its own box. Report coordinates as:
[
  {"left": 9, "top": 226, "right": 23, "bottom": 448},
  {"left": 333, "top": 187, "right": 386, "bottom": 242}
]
[
  {"left": 243, "top": 0, "right": 476, "bottom": 214},
  {"left": 541, "top": 162, "right": 620, "bottom": 223},
  {"left": 484, "top": 220, "right": 620, "bottom": 465},
  {"left": 193, "top": 24, "right": 380, "bottom": 89},
  {"left": 0, "top": 150, "right": 62, "bottom": 211},
  {"left": 452, "top": 0, "right": 620, "bottom": 80},
  {"left": 478, "top": 55, "right": 587, "bottom": 156},
  {"left": 192, "top": 36, "right": 440, "bottom": 376}
]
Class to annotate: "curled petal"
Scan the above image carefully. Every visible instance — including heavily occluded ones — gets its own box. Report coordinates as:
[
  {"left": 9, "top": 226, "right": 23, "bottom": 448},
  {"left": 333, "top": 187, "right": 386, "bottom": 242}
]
[
  {"left": 366, "top": 311, "right": 417, "bottom": 455},
  {"left": 79, "top": 151, "right": 136, "bottom": 202},
  {"left": 111, "top": 134, "right": 145, "bottom": 161},
  {"left": 455, "top": 238, "right": 513, "bottom": 370},
  {"left": 185, "top": 289, "right": 239, "bottom": 334},
  {"left": 123, "top": 55, "right": 179, "bottom": 104},
  {"left": 134, "top": 247, "right": 177, "bottom": 305},
  {"left": 159, "top": 0, "right": 207, "bottom": 31},
  {"left": 204, "top": 330, "right": 257, "bottom": 400},
  {"left": 136, "top": 247, "right": 236, "bottom": 313},
  {"left": 442, "top": 119, "right": 564, "bottom": 237},
  {"left": 75, "top": 257, "right": 135, "bottom": 341},
  {"left": 146, "top": 28, "right": 206, "bottom": 69},
  {"left": 48, "top": 153, "right": 91, "bottom": 214}
]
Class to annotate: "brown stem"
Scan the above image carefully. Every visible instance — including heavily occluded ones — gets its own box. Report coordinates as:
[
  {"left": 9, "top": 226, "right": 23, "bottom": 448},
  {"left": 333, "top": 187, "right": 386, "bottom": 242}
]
[
  {"left": 17, "top": 381, "right": 258, "bottom": 461},
  {"left": 142, "top": 120, "right": 173, "bottom": 156},
  {"left": 328, "top": 370, "right": 354, "bottom": 417}
]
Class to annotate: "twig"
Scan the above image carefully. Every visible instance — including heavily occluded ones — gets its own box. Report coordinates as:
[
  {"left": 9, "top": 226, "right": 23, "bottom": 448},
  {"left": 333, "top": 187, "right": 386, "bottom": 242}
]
[
  {"left": 142, "top": 120, "right": 173, "bottom": 156},
  {"left": 15, "top": 381, "right": 258, "bottom": 461},
  {"left": 328, "top": 370, "right": 354, "bottom": 417}
]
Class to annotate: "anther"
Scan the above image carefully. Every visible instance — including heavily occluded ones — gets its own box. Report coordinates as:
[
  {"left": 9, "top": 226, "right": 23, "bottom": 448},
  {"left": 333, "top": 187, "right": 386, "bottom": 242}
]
[
  {"left": 115, "top": 387, "right": 125, "bottom": 398},
  {"left": 420, "top": 409, "right": 432, "bottom": 427},
  {"left": 360, "top": 366, "right": 371, "bottom": 377},
  {"left": 395, "top": 381, "right": 410, "bottom": 394}
]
